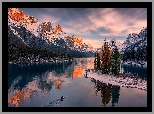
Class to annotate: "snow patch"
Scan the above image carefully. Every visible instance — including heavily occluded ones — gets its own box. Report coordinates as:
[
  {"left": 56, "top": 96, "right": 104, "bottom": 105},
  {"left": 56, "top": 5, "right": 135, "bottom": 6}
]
[{"left": 85, "top": 70, "right": 147, "bottom": 91}]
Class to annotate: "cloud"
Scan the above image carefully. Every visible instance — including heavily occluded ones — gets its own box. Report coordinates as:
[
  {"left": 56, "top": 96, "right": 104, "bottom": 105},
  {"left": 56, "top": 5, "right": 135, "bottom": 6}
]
[
  {"left": 19, "top": 8, "right": 147, "bottom": 49},
  {"left": 39, "top": 14, "right": 60, "bottom": 25},
  {"left": 59, "top": 8, "right": 146, "bottom": 42},
  {"left": 87, "top": 8, "right": 147, "bottom": 37},
  {"left": 82, "top": 39, "right": 104, "bottom": 49}
]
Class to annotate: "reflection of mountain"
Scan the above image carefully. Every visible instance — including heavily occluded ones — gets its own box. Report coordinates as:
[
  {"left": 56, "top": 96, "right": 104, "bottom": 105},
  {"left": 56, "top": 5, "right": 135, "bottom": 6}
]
[
  {"left": 72, "top": 58, "right": 94, "bottom": 79},
  {"left": 39, "top": 80, "right": 53, "bottom": 92},
  {"left": 54, "top": 80, "right": 62, "bottom": 90},
  {"left": 8, "top": 89, "right": 31, "bottom": 107},
  {"left": 8, "top": 73, "right": 65, "bottom": 107},
  {"left": 73, "top": 65, "right": 84, "bottom": 79},
  {"left": 90, "top": 78, "right": 120, "bottom": 107},
  {"left": 8, "top": 76, "right": 43, "bottom": 107},
  {"left": 8, "top": 62, "right": 72, "bottom": 107},
  {"left": 8, "top": 75, "right": 54, "bottom": 107},
  {"left": 8, "top": 58, "right": 96, "bottom": 106}
]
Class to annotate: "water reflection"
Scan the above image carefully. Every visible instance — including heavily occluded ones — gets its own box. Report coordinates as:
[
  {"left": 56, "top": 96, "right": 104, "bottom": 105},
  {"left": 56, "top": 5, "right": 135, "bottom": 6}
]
[
  {"left": 39, "top": 78, "right": 53, "bottom": 92},
  {"left": 72, "top": 58, "right": 94, "bottom": 79},
  {"left": 54, "top": 80, "right": 62, "bottom": 90},
  {"left": 111, "top": 85, "right": 120, "bottom": 107},
  {"left": 8, "top": 61, "right": 72, "bottom": 107},
  {"left": 8, "top": 89, "right": 31, "bottom": 107},
  {"left": 8, "top": 58, "right": 146, "bottom": 107},
  {"left": 8, "top": 58, "right": 94, "bottom": 107},
  {"left": 121, "top": 64, "right": 147, "bottom": 79},
  {"left": 8, "top": 76, "right": 40, "bottom": 107},
  {"left": 8, "top": 62, "right": 73, "bottom": 89},
  {"left": 90, "top": 78, "right": 120, "bottom": 107},
  {"left": 73, "top": 64, "right": 84, "bottom": 79}
]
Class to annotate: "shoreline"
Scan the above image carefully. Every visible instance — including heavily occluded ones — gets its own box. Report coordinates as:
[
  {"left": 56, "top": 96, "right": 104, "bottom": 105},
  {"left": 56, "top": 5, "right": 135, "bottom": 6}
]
[
  {"left": 8, "top": 58, "right": 73, "bottom": 64},
  {"left": 84, "top": 69, "right": 147, "bottom": 91}
]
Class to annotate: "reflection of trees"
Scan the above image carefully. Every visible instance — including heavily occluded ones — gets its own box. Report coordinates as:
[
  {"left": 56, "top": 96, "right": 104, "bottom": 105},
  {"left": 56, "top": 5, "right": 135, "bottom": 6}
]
[
  {"left": 94, "top": 80, "right": 111, "bottom": 107},
  {"left": 8, "top": 62, "right": 73, "bottom": 89},
  {"left": 91, "top": 78, "right": 120, "bottom": 107},
  {"left": 111, "top": 85, "right": 120, "bottom": 107},
  {"left": 53, "top": 62, "right": 72, "bottom": 76},
  {"left": 101, "top": 86, "right": 112, "bottom": 107},
  {"left": 121, "top": 64, "right": 147, "bottom": 79},
  {"left": 8, "top": 62, "right": 72, "bottom": 78}
]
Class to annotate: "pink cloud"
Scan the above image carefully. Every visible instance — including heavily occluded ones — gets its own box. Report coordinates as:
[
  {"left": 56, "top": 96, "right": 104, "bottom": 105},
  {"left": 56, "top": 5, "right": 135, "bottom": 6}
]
[
  {"left": 39, "top": 14, "right": 60, "bottom": 24},
  {"left": 88, "top": 8, "right": 147, "bottom": 36},
  {"left": 62, "top": 8, "right": 146, "bottom": 39}
]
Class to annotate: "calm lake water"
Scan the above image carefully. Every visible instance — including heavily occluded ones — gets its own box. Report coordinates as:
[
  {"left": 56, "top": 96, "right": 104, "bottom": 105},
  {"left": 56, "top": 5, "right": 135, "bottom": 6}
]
[{"left": 8, "top": 58, "right": 147, "bottom": 107}]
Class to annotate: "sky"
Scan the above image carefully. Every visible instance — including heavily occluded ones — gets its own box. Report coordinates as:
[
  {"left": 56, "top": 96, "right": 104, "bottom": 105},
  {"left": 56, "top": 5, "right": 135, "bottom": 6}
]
[{"left": 19, "top": 8, "right": 147, "bottom": 49}]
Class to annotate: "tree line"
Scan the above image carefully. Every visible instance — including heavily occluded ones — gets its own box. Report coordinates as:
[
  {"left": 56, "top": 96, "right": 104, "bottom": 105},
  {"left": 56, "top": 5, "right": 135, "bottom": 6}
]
[
  {"left": 122, "top": 46, "right": 147, "bottom": 66},
  {"left": 8, "top": 43, "right": 73, "bottom": 63}
]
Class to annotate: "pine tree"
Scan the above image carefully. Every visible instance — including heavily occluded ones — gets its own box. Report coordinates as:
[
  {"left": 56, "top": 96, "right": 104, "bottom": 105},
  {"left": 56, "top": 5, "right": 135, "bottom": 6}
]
[
  {"left": 111, "top": 45, "right": 121, "bottom": 75},
  {"left": 100, "top": 39, "right": 112, "bottom": 74},
  {"left": 94, "top": 50, "right": 101, "bottom": 70},
  {"left": 94, "top": 51, "right": 97, "bottom": 69}
]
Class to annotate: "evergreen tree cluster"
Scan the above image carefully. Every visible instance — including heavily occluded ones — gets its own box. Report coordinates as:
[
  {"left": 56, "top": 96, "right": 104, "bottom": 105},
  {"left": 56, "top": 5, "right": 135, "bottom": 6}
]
[
  {"left": 122, "top": 46, "right": 147, "bottom": 66},
  {"left": 94, "top": 39, "right": 121, "bottom": 75}
]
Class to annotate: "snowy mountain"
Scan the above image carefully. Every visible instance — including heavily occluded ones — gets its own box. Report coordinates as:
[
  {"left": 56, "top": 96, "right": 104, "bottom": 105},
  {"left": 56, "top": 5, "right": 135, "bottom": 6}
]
[
  {"left": 8, "top": 8, "right": 95, "bottom": 58},
  {"left": 121, "top": 27, "right": 147, "bottom": 53},
  {"left": 121, "top": 27, "right": 147, "bottom": 66}
]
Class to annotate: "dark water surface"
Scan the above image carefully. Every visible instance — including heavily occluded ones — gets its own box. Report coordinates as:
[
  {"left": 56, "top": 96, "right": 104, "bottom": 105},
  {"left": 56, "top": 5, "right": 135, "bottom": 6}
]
[{"left": 8, "top": 58, "right": 147, "bottom": 107}]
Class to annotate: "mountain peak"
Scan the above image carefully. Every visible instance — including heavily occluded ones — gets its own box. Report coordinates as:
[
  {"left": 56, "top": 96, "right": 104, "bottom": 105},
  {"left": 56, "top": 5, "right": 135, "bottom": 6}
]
[
  {"left": 8, "top": 8, "right": 25, "bottom": 22},
  {"left": 54, "top": 24, "right": 63, "bottom": 34},
  {"left": 41, "top": 21, "right": 52, "bottom": 33},
  {"left": 8, "top": 8, "right": 38, "bottom": 24},
  {"left": 72, "top": 35, "right": 82, "bottom": 45}
]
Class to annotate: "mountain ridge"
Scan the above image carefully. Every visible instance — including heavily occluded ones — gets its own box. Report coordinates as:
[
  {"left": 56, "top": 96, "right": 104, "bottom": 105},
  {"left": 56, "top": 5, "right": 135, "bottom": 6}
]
[{"left": 8, "top": 8, "right": 95, "bottom": 63}]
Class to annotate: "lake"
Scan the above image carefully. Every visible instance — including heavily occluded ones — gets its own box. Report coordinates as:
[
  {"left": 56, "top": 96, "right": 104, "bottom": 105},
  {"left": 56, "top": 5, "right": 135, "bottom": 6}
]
[{"left": 8, "top": 58, "right": 147, "bottom": 107}]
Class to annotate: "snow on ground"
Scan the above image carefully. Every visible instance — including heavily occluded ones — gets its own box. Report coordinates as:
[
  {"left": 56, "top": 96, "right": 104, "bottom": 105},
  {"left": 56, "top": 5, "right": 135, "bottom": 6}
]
[{"left": 85, "top": 69, "right": 147, "bottom": 91}]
